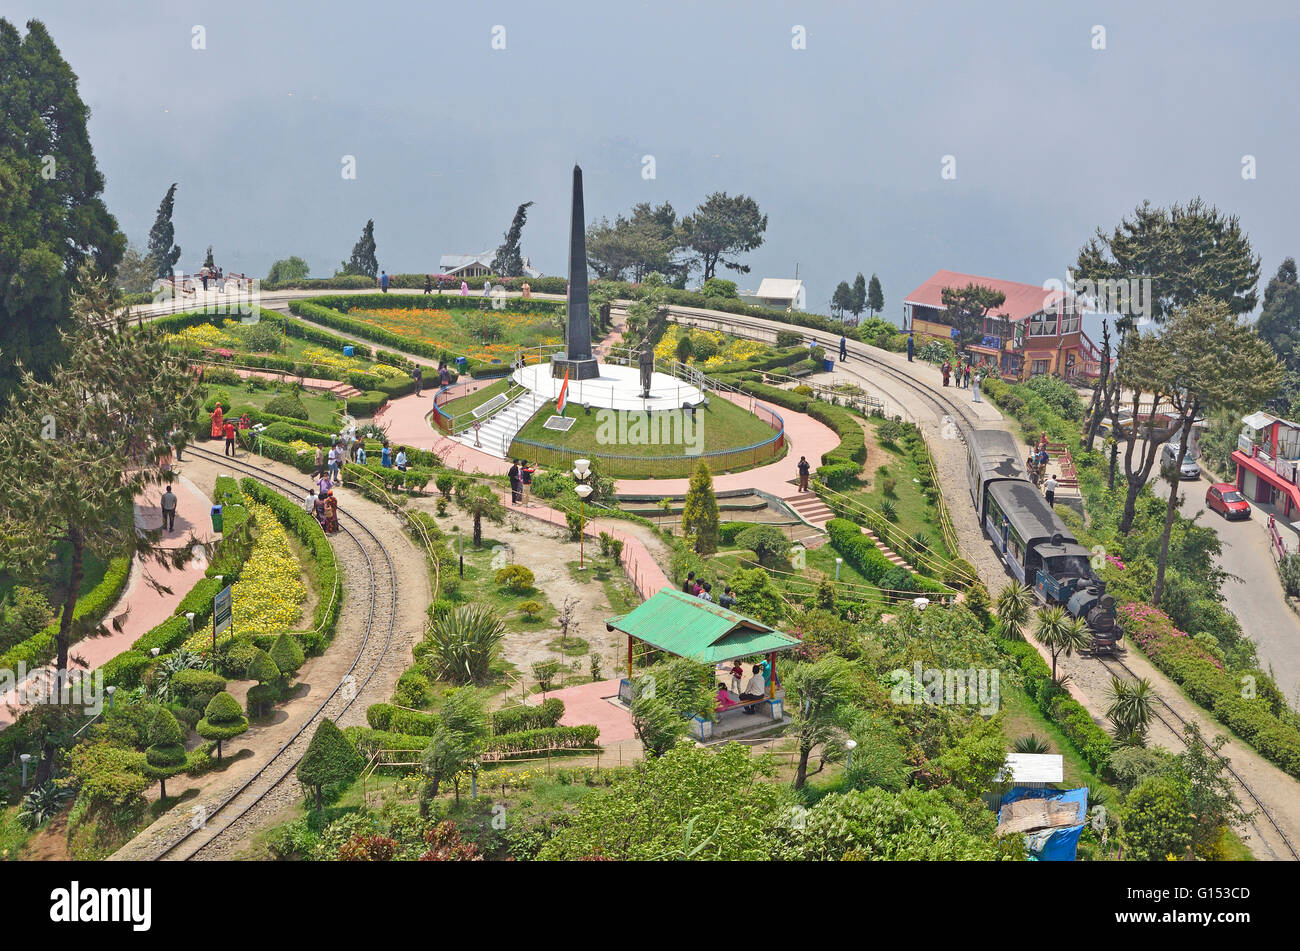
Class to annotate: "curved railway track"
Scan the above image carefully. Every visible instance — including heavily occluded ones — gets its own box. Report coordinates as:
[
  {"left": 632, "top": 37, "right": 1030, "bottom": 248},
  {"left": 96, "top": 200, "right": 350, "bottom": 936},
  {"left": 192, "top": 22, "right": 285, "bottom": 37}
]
[
  {"left": 149, "top": 445, "right": 399, "bottom": 861},
  {"left": 669, "top": 304, "right": 1300, "bottom": 861}
]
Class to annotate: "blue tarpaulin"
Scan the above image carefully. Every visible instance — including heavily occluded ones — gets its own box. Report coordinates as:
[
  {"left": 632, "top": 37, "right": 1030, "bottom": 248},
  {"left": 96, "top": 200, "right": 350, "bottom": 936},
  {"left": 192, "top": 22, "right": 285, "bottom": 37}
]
[{"left": 999, "top": 786, "right": 1088, "bottom": 861}]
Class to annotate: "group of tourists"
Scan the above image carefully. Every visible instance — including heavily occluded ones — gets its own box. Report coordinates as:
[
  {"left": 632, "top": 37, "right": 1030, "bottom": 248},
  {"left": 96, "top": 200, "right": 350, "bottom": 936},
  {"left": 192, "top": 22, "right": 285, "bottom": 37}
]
[
  {"left": 506, "top": 459, "right": 536, "bottom": 504},
  {"left": 305, "top": 484, "right": 340, "bottom": 533},
  {"left": 683, "top": 571, "right": 735, "bottom": 609},
  {"left": 1027, "top": 434, "right": 1058, "bottom": 505},
  {"left": 198, "top": 264, "right": 226, "bottom": 292},
  {"left": 939, "top": 356, "right": 985, "bottom": 397}
]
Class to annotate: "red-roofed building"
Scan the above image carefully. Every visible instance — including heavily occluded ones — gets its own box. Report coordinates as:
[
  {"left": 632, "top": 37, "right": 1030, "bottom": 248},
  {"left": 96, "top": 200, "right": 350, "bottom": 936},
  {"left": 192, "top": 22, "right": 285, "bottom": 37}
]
[{"left": 902, "top": 269, "right": 1105, "bottom": 381}]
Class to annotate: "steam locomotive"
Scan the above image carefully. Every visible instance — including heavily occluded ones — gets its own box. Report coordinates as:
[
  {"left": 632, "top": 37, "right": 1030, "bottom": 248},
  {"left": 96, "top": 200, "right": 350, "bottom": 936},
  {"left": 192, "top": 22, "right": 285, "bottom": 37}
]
[{"left": 967, "top": 429, "right": 1122, "bottom": 653}]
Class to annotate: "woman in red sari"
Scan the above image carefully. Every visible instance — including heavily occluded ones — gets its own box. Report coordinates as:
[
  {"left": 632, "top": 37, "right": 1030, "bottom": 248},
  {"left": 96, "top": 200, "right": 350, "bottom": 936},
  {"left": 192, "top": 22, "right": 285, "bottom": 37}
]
[{"left": 210, "top": 402, "right": 225, "bottom": 439}]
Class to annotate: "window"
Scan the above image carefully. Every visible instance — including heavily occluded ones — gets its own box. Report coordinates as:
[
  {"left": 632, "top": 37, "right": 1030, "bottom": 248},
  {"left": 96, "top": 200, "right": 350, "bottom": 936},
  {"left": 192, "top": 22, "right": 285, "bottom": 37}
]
[{"left": 1031, "top": 359, "right": 1050, "bottom": 376}]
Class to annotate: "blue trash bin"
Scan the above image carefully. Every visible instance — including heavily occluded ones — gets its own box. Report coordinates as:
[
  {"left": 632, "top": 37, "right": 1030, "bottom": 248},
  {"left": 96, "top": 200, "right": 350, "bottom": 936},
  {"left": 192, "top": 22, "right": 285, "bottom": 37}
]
[
  {"left": 343, "top": 345, "right": 354, "bottom": 357},
  {"left": 823, "top": 358, "right": 835, "bottom": 372},
  {"left": 455, "top": 356, "right": 467, "bottom": 367}
]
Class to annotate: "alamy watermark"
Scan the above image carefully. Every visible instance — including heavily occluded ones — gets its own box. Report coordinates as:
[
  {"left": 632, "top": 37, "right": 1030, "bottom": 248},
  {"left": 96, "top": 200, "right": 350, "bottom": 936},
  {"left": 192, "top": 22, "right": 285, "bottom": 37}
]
[
  {"left": 594, "top": 409, "right": 704, "bottom": 456},
  {"left": 889, "top": 662, "right": 1000, "bottom": 715},
  {"left": 1042, "top": 273, "right": 1152, "bottom": 321},
  {"left": 2, "top": 664, "right": 106, "bottom": 715}
]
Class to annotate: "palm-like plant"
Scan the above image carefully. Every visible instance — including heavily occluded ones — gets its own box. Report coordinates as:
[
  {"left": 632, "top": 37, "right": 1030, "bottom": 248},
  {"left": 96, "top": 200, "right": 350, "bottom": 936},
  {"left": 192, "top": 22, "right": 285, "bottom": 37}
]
[
  {"left": 995, "top": 581, "right": 1034, "bottom": 641},
  {"left": 1032, "top": 607, "right": 1091, "bottom": 684},
  {"left": 424, "top": 605, "right": 505, "bottom": 685},
  {"left": 1106, "top": 675, "right": 1156, "bottom": 747},
  {"left": 1013, "top": 734, "right": 1051, "bottom": 754},
  {"left": 150, "top": 648, "right": 207, "bottom": 702},
  {"left": 456, "top": 484, "right": 505, "bottom": 548}
]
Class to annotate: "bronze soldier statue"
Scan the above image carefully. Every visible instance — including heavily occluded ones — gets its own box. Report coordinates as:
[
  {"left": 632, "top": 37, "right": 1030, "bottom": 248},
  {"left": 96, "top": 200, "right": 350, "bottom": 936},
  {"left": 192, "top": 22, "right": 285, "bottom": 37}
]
[{"left": 639, "top": 343, "right": 654, "bottom": 398}]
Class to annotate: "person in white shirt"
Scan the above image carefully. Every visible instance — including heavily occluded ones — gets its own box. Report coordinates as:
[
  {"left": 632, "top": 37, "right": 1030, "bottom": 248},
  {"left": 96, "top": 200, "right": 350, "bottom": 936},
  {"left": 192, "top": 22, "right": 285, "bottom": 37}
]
[
  {"left": 303, "top": 488, "right": 316, "bottom": 513},
  {"left": 1044, "top": 474, "right": 1058, "bottom": 506},
  {"left": 739, "top": 665, "right": 766, "bottom": 702}
]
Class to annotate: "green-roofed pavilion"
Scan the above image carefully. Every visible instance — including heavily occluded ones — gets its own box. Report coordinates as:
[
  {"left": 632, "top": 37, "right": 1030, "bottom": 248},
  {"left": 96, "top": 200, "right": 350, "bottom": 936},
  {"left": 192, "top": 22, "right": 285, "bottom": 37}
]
[{"left": 607, "top": 588, "right": 800, "bottom": 705}]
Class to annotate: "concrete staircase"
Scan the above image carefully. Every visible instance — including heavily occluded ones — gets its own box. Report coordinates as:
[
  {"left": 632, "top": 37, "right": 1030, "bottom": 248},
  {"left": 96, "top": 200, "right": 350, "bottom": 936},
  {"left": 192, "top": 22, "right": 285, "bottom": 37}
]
[
  {"left": 451, "top": 389, "right": 548, "bottom": 459},
  {"left": 783, "top": 491, "right": 910, "bottom": 566}
]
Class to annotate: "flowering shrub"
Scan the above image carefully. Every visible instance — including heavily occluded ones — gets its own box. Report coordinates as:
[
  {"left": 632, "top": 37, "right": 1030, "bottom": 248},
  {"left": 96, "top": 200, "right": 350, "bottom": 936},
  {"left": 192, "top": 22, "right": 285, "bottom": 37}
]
[
  {"left": 185, "top": 501, "right": 306, "bottom": 650},
  {"left": 655, "top": 325, "right": 767, "bottom": 369},
  {"left": 1119, "top": 603, "right": 1223, "bottom": 672}
]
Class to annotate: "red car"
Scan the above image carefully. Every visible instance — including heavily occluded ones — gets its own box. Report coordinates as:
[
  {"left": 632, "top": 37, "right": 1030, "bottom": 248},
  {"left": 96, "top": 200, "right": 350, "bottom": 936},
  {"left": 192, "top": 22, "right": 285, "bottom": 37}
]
[{"left": 1206, "top": 483, "right": 1251, "bottom": 520}]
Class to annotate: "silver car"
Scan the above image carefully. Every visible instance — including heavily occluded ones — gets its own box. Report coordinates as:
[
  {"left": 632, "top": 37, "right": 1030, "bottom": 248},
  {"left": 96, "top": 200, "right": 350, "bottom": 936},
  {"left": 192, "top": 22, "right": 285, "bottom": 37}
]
[{"left": 1162, "top": 442, "right": 1201, "bottom": 480}]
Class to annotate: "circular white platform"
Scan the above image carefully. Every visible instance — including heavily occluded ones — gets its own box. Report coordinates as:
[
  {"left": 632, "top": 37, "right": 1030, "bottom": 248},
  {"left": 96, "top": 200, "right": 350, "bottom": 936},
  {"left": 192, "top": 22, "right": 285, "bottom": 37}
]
[{"left": 514, "top": 362, "right": 704, "bottom": 411}]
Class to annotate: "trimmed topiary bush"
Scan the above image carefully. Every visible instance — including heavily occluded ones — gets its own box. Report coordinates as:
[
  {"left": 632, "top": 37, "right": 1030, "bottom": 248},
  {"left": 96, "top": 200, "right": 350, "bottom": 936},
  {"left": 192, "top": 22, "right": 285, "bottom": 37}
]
[
  {"left": 196, "top": 691, "right": 249, "bottom": 761},
  {"left": 246, "top": 648, "right": 280, "bottom": 685},
  {"left": 495, "top": 564, "right": 535, "bottom": 593},
  {"left": 269, "top": 633, "right": 306, "bottom": 680},
  {"left": 264, "top": 394, "right": 309, "bottom": 420}
]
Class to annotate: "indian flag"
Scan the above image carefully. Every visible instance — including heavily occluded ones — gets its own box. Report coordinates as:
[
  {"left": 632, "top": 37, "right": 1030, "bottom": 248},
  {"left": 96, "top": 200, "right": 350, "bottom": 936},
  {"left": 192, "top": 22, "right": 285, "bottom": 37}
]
[{"left": 556, "top": 369, "right": 570, "bottom": 416}]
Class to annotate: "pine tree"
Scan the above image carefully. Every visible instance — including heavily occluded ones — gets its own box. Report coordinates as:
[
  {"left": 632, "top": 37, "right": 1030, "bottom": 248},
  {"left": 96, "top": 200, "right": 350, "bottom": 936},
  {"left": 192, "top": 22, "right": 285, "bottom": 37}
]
[
  {"left": 867, "top": 274, "right": 884, "bottom": 316},
  {"left": 0, "top": 269, "right": 201, "bottom": 785},
  {"left": 0, "top": 18, "right": 125, "bottom": 401},
  {"left": 147, "top": 183, "right": 182, "bottom": 278},
  {"left": 297, "top": 719, "right": 364, "bottom": 810},
  {"left": 342, "top": 219, "right": 378, "bottom": 279},
  {"left": 831, "top": 281, "right": 853, "bottom": 319},
  {"left": 850, "top": 273, "right": 867, "bottom": 321},
  {"left": 203, "top": 245, "right": 214, "bottom": 269},
  {"left": 1255, "top": 258, "right": 1300, "bottom": 372},
  {"left": 491, "top": 201, "right": 535, "bottom": 277},
  {"left": 681, "top": 460, "right": 720, "bottom": 555}
]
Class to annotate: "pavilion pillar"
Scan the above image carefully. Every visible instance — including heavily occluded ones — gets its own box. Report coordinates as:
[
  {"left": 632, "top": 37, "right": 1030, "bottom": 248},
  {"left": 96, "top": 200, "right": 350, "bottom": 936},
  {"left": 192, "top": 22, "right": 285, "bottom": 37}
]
[
  {"left": 627, "top": 634, "right": 634, "bottom": 683},
  {"left": 768, "top": 652, "right": 776, "bottom": 699}
]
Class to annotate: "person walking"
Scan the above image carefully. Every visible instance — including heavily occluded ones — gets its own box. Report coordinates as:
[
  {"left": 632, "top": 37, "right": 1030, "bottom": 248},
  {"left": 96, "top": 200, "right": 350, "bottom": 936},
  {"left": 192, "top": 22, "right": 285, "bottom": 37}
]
[
  {"left": 328, "top": 445, "right": 340, "bottom": 481},
  {"left": 906, "top": 332, "right": 915, "bottom": 362},
  {"left": 380, "top": 270, "right": 390, "bottom": 293},
  {"left": 1043, "top": 473, "right": 1058, "bottom": 507},
  {"left": 413, "top": 364, "right": 423, "bottom": 397},
  {"left": 223, "top": 420, "right": 237, "bottom": 456},
  {"left": 962, "top": 363, "right": 971, "bottom": 388},
  {"left": 797, "top": 455, "right": 811, "bottom": 492},
  {"left": 423, "top": 274, "right": 432, "bottom": 295},
  {"left": 839, "top": 335, "right": 848, "bottom": 362},
  {"left": 161, "top": 484, "right": 178, "bottom": 532},
  {"left": 303, "top": 487, "right": 317, "bottom": 513},
  {"left": 460, "top": 280, "right": 468, "bottom": 296},
  {"left": 381, "top": 442, "right": 392, "bottom": 468},
  {"left": 439, "top": 363, "right": 450, "bottom": 388},
  {"left": 941, "top": 359, "right": 951, "bottom": 386},
  {"left": 972, "top": 367, "right": 984, "bottom": 403},
  {"left": 482, "top": 280, "right": 492, "bottom": 297}
]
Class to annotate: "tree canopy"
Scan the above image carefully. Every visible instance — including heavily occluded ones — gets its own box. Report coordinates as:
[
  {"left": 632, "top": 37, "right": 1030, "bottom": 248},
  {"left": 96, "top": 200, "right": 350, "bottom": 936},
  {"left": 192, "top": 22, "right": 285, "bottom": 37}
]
[
  {"left": 0, "top": 18, "right": 125, "bottom": 403},
  {"left": 680, "top": 192, "right": 767, "bottom": 281},
  {"left": 341, "top": 219, "right": 378, "bottom": 279},
  {"left": 491, "top": 201, "right": 534, "bottom": 277}
]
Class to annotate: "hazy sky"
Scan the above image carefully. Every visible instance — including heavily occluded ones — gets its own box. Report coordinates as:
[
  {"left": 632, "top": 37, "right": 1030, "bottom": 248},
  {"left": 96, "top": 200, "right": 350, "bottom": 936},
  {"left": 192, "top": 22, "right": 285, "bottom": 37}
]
[{"left": 12, "top": 0, "right": 1300, "bottom": 320}]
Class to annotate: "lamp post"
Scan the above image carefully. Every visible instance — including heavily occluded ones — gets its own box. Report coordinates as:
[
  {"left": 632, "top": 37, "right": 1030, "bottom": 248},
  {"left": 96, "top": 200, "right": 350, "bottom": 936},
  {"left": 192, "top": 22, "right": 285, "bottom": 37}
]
[
  {"left": 106, "top": 685, "right": 116, "bottom": 711},
  {"left": 845, "top": 738, "right": 857, "bottom": 773},
  {"left": 835, "top": 557, "right": 842, "bottom": 581},
  {"left": 573, "top": 458, "right": 593, "bottom": 569},
  {"left": 19, "top": 753, "right": 30, "bottom": 788}
]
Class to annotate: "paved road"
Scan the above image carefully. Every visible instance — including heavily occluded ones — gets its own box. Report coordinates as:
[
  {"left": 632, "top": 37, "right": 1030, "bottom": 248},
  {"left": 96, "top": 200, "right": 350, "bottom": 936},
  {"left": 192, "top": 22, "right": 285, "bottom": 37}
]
[{"left": 1152, "top": 472, "right": 1300, "bottom": 708}]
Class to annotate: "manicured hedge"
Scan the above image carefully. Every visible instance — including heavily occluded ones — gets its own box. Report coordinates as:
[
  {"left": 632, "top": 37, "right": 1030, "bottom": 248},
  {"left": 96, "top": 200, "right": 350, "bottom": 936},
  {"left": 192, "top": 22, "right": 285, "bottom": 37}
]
[
  {"left": 718, "top": 521, "right": 755, "bottom": 546},
  {"left": 815, "top": 462, "right": 860, "bottom": 490},
  {"left": 1001, "top": 639, "right": 1114, "bottom": 775},
  {"left": 240, "top": 478, "right": 341, "bottom": 654},
  {"left": 0, "top": 556, "right": 132, "bottom": 674},
  {"left": 826, "top": 519, "right": 947, "bottom": 595},
  {"left": 345, "top": 721, "right": 597, "bottom": 764},
  {"left": 1120, "top": 603, "right": 1300, "bottom": 777},
  {"left": 365, "top": 698, "right": 566, "bottom": 736}
]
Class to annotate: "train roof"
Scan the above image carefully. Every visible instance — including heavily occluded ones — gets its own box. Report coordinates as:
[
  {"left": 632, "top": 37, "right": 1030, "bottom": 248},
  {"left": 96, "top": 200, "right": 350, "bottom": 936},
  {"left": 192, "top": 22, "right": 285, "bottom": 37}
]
[
  {"left": 970, "top": 428, "right": 1028, "bottom": 482},
  {"left": 988, "top": 479, "right": 1075, "bottom": 544}
]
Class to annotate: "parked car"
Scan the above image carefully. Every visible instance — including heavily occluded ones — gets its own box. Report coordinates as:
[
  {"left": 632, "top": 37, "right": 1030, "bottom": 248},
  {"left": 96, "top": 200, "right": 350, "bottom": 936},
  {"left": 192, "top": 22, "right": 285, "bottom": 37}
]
[
  {"left": 1206, "top": 483, "right": 1251, "bottom": 520},
  {"left": 1162, "top": 441, "right": 1201, "bottom": 480}
]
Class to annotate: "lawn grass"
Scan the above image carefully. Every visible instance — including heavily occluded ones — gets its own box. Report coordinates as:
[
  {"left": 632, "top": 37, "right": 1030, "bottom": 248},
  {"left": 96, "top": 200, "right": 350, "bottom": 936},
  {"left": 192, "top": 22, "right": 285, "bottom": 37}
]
[
  {"left": 836, "top": 418, "right": 953, "bottom": 561},
  {"left": 215, "top": 387, "right": 343, "bottom": 429},
  {"left": 511, "top": 396, "right": 785, "bottom": 477},
  {"left": 345, "top": 303, "right": 563, "bottom": 361},
  {"left": 437, "top": 377, "right": 512, "bottom": 419}
]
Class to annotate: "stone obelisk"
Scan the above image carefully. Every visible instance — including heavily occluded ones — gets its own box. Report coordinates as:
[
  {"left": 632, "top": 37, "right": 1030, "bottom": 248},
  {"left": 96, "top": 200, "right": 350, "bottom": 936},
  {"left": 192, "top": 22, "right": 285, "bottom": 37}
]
[{"left": 552, "top": 164, "right": 600, "bottom": 380}]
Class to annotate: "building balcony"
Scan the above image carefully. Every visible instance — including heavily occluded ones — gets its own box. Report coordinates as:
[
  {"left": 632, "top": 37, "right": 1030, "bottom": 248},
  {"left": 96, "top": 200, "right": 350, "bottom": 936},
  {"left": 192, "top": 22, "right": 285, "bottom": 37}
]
[{"left": 1237, "top": 436, "right": 1300, "bottom": 483}]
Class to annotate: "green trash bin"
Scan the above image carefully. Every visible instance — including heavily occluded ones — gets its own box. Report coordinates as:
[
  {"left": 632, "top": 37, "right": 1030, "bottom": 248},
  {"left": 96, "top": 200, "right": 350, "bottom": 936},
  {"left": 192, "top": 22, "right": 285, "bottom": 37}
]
[{"left": 210, "top": 504, "right": 224, "bottom": 534}]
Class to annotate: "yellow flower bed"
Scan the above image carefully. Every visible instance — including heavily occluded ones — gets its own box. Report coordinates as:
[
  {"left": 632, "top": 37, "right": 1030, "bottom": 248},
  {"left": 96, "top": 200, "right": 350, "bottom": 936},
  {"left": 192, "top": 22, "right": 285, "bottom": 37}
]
[
  {"left": 300, "top": 345, "right": 363, "bottom": 376},
  {"left": 166, "top": 321, "right": 236, "bottom": 350},
  {"left": 370, "top": 363, "right": 407, "bottom": 380},
  {"left": 656, "top": 325, "right": 768, "bottom": 368},
  {"left": 185, "top": 501, "right": 306, "bottom": 650}
]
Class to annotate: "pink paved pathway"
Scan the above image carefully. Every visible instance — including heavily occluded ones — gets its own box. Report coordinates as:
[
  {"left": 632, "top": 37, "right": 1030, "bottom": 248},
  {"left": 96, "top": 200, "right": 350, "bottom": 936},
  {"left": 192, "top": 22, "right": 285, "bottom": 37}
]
[
  {"left": 375, "top": 388, "right": 840, "bottom": 497},
  {"left": 526, "top": 677, "right": 636, "bottom": 743},
  {"left": 0, "top": 476, "right": 215, "bottom": 728}
]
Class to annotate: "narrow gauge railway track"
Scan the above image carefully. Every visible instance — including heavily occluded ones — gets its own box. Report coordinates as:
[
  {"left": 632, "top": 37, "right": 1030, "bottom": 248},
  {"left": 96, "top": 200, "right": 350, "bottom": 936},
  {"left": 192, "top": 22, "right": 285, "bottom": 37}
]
[
  {"left": 671, "top": 305, "right": 1300, "bottom": 861},
  {"left": 1097, "top": 654, "right": 1300, "bottom": 861},
  {"left": 149, "top": 445, "right": 399, "bottom": 860}
]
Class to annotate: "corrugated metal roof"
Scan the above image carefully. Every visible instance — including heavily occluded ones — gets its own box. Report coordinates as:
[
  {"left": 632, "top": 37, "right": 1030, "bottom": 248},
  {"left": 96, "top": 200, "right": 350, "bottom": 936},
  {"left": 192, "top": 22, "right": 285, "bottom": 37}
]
[
  {"left": 755, "top": 278, "right": 804, "bottom": 300},
  {"left": 606, "top": 588, "right": 801, "bottom": 663}
]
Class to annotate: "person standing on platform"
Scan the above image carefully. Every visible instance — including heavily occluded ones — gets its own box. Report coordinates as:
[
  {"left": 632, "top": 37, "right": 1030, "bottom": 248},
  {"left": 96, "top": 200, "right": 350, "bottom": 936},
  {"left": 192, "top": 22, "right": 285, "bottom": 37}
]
[
  {"left": 906, "top": 332, "right": 915, "bottom": 362},
  {"left": 839, "top": 335, "right": 848, "bottom": 362},
  {"left": 941, "top": 359, "right": 951, "bottom": 386},
  {"left": 797, "top": 455, "right": 811, "bottom": 492},
  {"left": 223, "top": 420, "right": 237, "bottom": 456},
  {"left": 972, "top": 367, "right": 984, "bottom": 403},
  {"left": 1044, "top": 473, "right": 1058, "bottom": 507},
  {"left": 423, "top": 275, "right": 432, "bottom": 295},
  {"left": 380, "top": 270, "right": 390, "bottom": 293},
  {"left": 508, "top": 460, "right": 522, "bottom": 504},
  {"left": 413, "top": 364, "right": 423, "bottom": 397}
]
